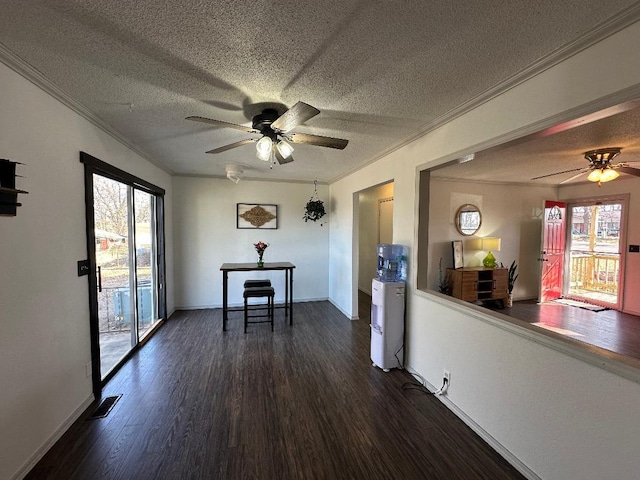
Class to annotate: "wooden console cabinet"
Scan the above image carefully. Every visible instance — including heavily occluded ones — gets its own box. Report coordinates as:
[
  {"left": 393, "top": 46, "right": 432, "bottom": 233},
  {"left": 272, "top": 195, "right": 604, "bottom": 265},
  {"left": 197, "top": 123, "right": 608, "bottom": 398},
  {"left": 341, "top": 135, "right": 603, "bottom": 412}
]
[{"left": 447, "top": 267, "right": 508, "bottom": 306}]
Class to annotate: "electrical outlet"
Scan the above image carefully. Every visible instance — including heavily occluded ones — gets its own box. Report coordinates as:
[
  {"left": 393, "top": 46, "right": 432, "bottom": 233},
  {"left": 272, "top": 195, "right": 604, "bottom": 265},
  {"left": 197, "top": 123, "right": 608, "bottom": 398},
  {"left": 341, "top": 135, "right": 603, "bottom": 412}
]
[
  {"left": 85, "top": 362, "right": 92, "bottom": 378},
  {"left": 443, "top": 370, "right": 451, "bottom": 386}
]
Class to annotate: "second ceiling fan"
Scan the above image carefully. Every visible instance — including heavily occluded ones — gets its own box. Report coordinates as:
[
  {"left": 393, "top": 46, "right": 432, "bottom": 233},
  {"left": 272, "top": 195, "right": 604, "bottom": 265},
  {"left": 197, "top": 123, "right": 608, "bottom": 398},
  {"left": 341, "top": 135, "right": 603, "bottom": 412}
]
[
  {"left": 186, "top": 101, "right": 348, "bottom": 165},
  {"left": 532, "top": 147, "right": 640, "bottom": 186}
]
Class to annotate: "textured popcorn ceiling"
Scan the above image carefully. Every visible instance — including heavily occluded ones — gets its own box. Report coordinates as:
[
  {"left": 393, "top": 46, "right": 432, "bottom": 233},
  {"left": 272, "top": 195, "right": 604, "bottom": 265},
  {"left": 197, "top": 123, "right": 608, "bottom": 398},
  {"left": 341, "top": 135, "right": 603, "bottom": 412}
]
[{"left": 0, "top": 0, "right": 639, "bottom": 183}]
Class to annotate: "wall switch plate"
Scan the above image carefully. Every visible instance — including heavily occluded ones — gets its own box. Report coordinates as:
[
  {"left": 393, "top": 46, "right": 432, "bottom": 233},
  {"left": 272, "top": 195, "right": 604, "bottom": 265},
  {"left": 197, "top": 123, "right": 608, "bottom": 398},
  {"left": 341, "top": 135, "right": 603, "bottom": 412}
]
[{"left": 77, "top": 259, "right": 90, "bottom": 276}]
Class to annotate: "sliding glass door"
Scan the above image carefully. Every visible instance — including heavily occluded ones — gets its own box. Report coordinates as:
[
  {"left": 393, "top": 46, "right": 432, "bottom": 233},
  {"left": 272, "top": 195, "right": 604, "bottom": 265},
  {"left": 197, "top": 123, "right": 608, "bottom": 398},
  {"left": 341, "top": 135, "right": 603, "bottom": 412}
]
[
  {"left": 94, "top": 174, "right": 136, "bottom": 378},
  {"left": 134, "top": 189, "right": 159, "bottom": 340},
  {"left": 82, "top": 152, "right": 166, "bottom": 395}
]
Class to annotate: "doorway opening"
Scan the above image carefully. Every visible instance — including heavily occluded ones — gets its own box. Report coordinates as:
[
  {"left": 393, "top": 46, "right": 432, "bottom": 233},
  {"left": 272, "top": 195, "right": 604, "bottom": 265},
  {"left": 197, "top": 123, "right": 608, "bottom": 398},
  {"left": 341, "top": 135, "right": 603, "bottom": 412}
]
[
  {"left": 356, "top": 181, "right": 394, "bottom": 319},
  {"left": 566, "top": 199, "right": 625, "bottom": 309}
]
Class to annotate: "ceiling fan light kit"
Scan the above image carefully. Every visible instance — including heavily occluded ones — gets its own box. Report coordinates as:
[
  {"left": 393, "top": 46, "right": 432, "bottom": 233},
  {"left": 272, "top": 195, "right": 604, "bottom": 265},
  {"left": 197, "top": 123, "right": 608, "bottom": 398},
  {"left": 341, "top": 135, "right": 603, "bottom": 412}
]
[
  {"left": 585, "top": 147, "right": 622, "bottom": 186},
  {"left": 186, "top": 101, "right": 348, "bottom": 168},
  {"left": 587, "top": 167, "right": 619, "bottom": 183}
]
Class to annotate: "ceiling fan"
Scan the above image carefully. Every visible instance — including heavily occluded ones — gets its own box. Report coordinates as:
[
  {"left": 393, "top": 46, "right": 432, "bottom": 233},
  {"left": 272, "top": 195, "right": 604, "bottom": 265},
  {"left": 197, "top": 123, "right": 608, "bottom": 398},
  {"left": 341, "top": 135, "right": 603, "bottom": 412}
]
[
  {"left": 186, "top": 101, "right": 348, "bottom": 165},
  {"left": 531, "top": 147, "right": 640, "bottom": 186}
]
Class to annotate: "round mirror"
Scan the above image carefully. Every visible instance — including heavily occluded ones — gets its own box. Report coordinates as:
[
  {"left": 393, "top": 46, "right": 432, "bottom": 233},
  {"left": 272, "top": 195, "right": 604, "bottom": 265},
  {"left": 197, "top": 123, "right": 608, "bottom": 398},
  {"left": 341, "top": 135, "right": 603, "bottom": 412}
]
[{"left": 455, "top": 204, "right": 482, "bottom": 236}]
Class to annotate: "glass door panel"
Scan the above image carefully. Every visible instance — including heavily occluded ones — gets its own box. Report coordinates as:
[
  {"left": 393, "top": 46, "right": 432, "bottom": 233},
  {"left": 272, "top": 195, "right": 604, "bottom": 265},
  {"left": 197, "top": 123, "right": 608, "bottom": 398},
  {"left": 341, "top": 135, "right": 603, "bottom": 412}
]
[
  {"left": 134, "top": 189, "right": 159, "bottom": 340},
  {"left": 93, "top": 174, "right": 135, "bottom": 379},
  {"left": 567, "top": 202, "right": 622, "bottom": 308}
]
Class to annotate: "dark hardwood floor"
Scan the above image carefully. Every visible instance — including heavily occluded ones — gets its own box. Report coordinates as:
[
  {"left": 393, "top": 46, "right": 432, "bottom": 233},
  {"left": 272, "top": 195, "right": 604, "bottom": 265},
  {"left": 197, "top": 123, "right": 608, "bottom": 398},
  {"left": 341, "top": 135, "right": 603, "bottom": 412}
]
[
  {"left": 27, "top": 302, "right": 524, "bottom": 480},
  {"left": 499, "top": 299, "right": 640, "bottom": 361}
]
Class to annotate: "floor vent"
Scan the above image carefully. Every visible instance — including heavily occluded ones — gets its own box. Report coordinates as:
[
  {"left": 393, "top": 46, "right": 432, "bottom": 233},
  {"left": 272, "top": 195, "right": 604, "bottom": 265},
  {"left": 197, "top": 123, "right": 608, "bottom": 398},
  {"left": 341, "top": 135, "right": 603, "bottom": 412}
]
[{"left": 89, "top": 395, "right": 122, "bottom": 419}]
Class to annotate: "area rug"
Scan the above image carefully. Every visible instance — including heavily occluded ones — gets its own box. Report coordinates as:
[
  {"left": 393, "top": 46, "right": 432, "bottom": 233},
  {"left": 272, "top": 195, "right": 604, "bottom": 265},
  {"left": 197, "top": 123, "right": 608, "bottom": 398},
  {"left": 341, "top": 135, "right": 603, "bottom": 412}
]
[{"left": 553, "top": 298, "right": 608, "bottom": 312}]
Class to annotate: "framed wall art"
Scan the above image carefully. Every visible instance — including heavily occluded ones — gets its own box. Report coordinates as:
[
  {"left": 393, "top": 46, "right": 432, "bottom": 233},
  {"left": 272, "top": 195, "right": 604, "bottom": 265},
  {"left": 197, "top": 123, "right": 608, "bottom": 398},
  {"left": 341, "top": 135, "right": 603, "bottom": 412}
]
[
  {"left": 452, "top": 240, "right": 464, "bottom": 269},
  {"left": 237, "top": 203, "right": 278, "bottom": 229}
]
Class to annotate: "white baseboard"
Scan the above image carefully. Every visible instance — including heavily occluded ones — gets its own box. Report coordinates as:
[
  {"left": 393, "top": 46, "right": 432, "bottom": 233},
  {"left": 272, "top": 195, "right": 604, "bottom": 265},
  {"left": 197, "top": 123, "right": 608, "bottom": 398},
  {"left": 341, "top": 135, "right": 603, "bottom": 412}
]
[
  {"left": 11, "top": 393, "right": 95, "bottom": 480},
  {"left": 328, "top": 298, "right": 358, "bottom": 320},
  {"left": 174, "top": 297, "right": 329, "bottom": 312},
  {"left": 404, "top": 364, "right": 540, "bottom": 480}
]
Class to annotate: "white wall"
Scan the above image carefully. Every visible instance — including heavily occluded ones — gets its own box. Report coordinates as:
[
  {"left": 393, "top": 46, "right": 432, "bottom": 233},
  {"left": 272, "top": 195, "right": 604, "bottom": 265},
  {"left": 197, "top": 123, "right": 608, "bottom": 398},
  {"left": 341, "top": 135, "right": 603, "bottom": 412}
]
[
  {"left": 0, "top": 62, "right": 174, "bottom": 480},
  {"left": 328, "top": 20, "right": 640, "bottom": 480},
  {"left": 559, "top": 177, "right": 640, "bottom": 315},
  {"left": 429, "top": 179, "right": 557, "bottom": 300},
  {"left": 358, "top": 182, "right": 394, "bottom": 294},
  {"left": 173, "top": 176, "right": 329, "bottom": 309}
]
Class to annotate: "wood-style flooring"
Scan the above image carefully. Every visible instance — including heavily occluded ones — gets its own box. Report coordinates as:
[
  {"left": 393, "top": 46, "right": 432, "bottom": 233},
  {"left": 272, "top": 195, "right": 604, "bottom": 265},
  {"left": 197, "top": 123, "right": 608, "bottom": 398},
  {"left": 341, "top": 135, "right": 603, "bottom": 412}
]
[
  {"left": 500, "top": 299, "right": 640, "bottom": 361},
  {"left": 27, "top": 302, "right": 524, "bottom": 480}
]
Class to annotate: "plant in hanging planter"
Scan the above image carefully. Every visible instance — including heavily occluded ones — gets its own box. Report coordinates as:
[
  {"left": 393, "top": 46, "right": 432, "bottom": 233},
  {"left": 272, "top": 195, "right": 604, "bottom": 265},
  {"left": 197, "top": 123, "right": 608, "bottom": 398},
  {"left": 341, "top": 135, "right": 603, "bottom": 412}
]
[
  {"left": 303, "top": 199, "right": 326, "bottom": 222},
  {"left": 303, "top": 180, "right": 326, "bottom": 224}
]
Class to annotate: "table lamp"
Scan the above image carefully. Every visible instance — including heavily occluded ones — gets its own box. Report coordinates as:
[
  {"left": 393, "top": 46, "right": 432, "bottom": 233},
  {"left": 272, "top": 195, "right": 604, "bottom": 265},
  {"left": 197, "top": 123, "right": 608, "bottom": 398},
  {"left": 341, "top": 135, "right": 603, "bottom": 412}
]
[{"left": 481, "top": 237, "right": 501, "bottom": 268}]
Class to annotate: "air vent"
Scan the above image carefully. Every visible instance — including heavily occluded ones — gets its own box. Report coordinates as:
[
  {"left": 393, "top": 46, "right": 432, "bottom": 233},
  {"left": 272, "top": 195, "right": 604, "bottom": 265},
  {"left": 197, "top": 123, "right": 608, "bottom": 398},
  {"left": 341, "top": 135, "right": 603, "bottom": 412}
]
[{"left": 89, "top": 395, "right": 122, "bottom": 419}]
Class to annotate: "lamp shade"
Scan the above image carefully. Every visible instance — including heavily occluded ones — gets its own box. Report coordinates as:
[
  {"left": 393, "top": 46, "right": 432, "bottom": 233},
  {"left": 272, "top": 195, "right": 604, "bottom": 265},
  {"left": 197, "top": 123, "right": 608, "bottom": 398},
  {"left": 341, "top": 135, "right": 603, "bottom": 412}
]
[
  {"left": 481, "top": 237, "right": 501, "bottom": 268},
  {"left": 276, "top": 139, "right": 294, "bottom": 158},
  {"left": 599, "top": 168, "right": 619, "bottom": 182},
  {"left": 587, "top": 169, "right": 602, "bottom": 182},
  {"left": 256, "top": 136, "right": 273, "bottom": 161},
  {"left": 481, "top": 237, "right": 501, "bottom": 252}
]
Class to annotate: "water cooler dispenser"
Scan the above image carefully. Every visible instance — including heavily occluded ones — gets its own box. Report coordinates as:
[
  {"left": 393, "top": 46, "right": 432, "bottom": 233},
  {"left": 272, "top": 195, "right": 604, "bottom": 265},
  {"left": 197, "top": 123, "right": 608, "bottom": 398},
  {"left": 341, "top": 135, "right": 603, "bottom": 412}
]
[{"left": 371, "top": 244, "right": 406, "bottom": 372}]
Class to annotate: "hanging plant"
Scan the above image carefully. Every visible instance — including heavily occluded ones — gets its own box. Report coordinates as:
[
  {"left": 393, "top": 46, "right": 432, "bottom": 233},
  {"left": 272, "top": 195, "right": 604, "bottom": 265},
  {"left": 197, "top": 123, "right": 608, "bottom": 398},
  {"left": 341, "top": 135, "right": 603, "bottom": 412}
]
[{"left": 303, "top": 180, "right": 326, "bottom": 224}]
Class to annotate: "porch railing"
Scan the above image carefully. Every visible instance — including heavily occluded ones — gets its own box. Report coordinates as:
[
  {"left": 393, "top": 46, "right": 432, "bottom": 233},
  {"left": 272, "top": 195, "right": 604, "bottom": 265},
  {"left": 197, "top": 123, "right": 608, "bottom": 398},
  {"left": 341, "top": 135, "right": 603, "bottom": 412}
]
[{"left": 569, "top": 253, "right": 619, "bottom": 294}]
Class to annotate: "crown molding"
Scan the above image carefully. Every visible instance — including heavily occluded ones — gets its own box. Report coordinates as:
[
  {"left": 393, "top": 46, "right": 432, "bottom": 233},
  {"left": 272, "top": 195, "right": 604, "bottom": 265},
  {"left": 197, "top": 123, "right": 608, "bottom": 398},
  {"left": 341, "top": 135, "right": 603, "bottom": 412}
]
[{"left": 0, "top": 42, "right": 172, "bottom": 175}]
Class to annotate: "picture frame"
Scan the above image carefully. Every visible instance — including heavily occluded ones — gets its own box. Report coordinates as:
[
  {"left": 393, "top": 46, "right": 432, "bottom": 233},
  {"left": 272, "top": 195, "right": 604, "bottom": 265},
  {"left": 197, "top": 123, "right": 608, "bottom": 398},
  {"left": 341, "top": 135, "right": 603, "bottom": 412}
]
[
  {"left": 452, "top": 240, "right": 463, "bottom": 269},
  {"left": 237, "top": 203, "right": 278, "bottom": 229}
]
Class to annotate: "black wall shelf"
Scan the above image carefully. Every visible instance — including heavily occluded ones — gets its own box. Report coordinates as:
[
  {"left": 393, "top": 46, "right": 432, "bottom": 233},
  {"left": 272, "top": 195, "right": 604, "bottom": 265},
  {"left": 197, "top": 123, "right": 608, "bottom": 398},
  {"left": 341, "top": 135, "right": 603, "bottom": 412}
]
[{"left": 0, "top": 159, "right": 28, "bottom": 216}]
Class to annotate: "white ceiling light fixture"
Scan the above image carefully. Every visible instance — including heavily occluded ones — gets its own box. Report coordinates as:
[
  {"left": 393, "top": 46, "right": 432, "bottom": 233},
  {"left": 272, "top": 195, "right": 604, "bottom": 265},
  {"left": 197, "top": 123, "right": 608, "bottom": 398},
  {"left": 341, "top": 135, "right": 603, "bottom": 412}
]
[
  {"left": 256, "top": 136, "right": 273, "bottom": 161},
  {"left": 225, "top": 164, "right": 243, "bottom": 184},
  {"left": 276, "top": 139, "right": 294, "bottom": 159}
]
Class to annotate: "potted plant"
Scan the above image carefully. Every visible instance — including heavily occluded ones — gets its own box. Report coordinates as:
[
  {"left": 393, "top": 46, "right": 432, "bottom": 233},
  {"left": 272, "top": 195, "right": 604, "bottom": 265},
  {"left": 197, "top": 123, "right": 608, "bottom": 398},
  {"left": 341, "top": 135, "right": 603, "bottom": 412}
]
[
  {"left": 438, "top": 257, "right": 450, "bottom": 294},
  {"left": 303, "top": 199, "right": 326, "bottom": 223},
  {"left": 303, "top": 180, "right": 326, "bottom": 224},
  {"left": 504, "top": 260, "right": 518, "bottom": 307}
]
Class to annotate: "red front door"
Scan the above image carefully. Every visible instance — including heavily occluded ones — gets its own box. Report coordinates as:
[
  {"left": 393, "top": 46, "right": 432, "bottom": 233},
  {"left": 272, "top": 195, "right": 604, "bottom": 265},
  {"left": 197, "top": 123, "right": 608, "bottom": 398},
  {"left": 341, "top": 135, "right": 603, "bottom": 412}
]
[{"left": 539, "top": 201, "right": 567, "bottom": 303}]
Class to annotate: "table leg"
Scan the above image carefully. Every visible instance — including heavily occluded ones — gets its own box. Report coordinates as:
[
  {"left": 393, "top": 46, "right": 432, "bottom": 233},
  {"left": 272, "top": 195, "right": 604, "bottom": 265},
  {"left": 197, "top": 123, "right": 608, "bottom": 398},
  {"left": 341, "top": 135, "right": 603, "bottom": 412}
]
[
  {"left": 222, "top": 271, "right": 228, "bottom": 331},
  {"left": 289, "top": 267, "right": 294, "bottom": 325},
  {"left": 285, "top": 269, "right": 289, "bottom": 318}
]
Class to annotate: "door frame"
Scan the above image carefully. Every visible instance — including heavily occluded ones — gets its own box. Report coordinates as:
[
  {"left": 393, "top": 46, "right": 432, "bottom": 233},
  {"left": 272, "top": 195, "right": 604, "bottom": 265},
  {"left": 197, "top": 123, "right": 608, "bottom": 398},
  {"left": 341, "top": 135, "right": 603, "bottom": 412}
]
[
  {"left": 564, "top": 193, "right": 629, "bottom": 311},
  {"left": 81, "top": 152, "right": 166, "bottom": 397}
]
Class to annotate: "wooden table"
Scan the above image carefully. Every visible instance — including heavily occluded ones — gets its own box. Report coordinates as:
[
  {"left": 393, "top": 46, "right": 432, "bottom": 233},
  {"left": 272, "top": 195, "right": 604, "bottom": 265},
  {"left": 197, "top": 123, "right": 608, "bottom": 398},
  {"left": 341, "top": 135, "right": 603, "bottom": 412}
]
[{"left": 220, "top": 262, "right": 295, "bottom": 331}]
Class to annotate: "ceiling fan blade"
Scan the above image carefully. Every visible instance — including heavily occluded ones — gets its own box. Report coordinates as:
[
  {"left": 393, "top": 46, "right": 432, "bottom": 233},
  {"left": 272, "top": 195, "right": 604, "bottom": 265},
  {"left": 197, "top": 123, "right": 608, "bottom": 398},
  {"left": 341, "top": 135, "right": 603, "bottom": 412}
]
[
  {"left": 289, "top": 132, "right": 348, "bottom": 150},
  {"left": 206, "top": 138, "right": 256, "bottom": 154},
  {"left": 616, "top": 166, "right": 640, "bottom": 177},
  {"left": 275, "top": 150, "right": 294, "bottom": 165},
  {"left": 531, "top": 167, "right": 586, "bottom": 180},
  {"left": 186, "top": 116, "right": 258, "bottom": 134},
  {"left": 271, "top": 101, "right": 320, "bottom": 133},
  {"left": 559, "top": 172, "right": 588, "bottom": 184}
]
